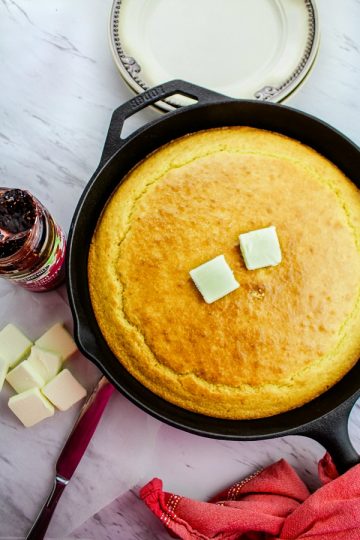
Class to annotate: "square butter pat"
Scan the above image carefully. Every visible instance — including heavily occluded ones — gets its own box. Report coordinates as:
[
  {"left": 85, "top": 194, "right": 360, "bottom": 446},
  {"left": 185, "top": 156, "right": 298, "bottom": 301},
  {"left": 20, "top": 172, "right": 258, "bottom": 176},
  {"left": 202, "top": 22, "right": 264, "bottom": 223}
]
[
  {"left": 6, "top": 359, "right": 46, "bottom": 394},
  {"left": 35, "top": 323, "right": 77, "bottom": 360},
  {"left": 42, "top": 369, "right": 86, "bottom": 411},
  {"left": 0, "top": 357, "right": 9, "bottom": 392},
  {"left": 190, "top": 255, "right": 239, "bottom": 304},
  {"left": 0, "top": 324, "right": 32, "bottom": 368},
  {"left": 27, "top": 346, "right": 62, "bottom": 384},
  {"left": 8, "top": 388, "right": 54, "bottom": 427},
  {"left": 239, "top": 226, "right": 282, "bottom": 270}
]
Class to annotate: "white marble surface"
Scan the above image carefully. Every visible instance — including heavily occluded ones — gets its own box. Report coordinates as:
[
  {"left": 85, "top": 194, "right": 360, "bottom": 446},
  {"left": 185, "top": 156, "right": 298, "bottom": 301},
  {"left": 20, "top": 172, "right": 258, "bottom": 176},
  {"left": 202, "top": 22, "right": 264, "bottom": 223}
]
[{"left": 0, "top": 0, "right": 360, "bottom": 538}]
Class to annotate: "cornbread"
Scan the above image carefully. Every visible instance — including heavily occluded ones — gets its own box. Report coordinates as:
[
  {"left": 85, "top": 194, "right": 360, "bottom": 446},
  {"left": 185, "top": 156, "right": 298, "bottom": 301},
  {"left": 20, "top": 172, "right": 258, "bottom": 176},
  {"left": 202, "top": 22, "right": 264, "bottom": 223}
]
[{"left": 88, "top": 127, "right": 360, "bottom": 419}]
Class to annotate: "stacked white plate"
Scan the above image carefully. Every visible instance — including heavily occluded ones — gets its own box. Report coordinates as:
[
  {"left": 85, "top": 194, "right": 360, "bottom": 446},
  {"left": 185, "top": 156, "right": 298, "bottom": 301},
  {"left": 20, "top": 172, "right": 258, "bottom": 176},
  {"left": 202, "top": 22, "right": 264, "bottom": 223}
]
[{"left": 110, "top": 0, "right": 320, "bottom": 111}]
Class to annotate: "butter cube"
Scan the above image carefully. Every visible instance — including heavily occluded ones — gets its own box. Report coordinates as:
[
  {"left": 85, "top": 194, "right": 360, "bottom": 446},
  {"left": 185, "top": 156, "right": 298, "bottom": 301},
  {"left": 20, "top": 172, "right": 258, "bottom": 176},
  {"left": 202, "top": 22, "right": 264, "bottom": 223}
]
[
  {"left": 27, "top": 346, "right": 62, "bottom": 384},
  {"left": 239, "top": 226, "right": 282, "bottom": 270},
  {"left": 0, "top": 357, "right": 9, "bottom": 392},
  {"left": 0, "top": 324, "right": 32, "bottom": 368},
  {"left": 6, "top": 359, "right": 46, "bottom": 394},
  {"left": 8, "top": 388, "right": 54, "bottom": 427},
  {"left": 190, "top": 255, "right": 239, "bottom": 304},
  {"left": 35, "top": 323, "right": 77, "bottom": 360},
  {"left": 42, "top": 369, "right": 86, "bottom": 411}
]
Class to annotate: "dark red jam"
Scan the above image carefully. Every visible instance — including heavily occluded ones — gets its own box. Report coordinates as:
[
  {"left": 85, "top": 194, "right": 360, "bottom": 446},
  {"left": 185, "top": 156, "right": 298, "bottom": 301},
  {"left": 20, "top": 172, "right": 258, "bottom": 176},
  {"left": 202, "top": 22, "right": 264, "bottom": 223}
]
[
  {"left": 0, "top": 188, "right": 66, "bottom": 291},
  {"left": 0, "top": 189, "right": 37, "bottom": 258}
]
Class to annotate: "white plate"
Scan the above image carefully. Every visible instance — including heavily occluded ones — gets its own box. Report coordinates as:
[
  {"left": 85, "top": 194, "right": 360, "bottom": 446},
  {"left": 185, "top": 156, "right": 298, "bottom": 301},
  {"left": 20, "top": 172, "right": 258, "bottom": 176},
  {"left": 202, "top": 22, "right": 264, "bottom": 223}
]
[{"left": 110, "top": 0, "right": 320, "bottom": 111}]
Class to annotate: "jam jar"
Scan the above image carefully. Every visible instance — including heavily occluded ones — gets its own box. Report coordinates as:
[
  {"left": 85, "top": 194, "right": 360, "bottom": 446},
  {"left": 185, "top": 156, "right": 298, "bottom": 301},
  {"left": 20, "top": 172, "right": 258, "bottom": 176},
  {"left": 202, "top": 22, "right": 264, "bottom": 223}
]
[{"left": 0, "top": 188, "right": 66, "bottom": 291}]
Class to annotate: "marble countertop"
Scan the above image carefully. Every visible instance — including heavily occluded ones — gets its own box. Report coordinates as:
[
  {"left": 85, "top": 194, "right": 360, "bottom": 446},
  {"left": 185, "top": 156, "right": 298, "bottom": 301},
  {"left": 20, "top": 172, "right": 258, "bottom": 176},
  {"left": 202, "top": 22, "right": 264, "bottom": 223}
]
[{"left": 0, "top": 0, "right": 360, "bottom": 538}]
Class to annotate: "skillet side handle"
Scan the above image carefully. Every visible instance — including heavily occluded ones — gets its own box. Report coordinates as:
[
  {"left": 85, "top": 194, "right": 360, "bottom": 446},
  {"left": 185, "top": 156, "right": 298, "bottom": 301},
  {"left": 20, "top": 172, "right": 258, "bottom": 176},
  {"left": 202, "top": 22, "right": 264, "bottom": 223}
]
[
  {"left": 99, "top": 79, "right": 232, "bottom": 165},
  {"left": 301, "top": 396, "right": 359, "bottom": 474}
]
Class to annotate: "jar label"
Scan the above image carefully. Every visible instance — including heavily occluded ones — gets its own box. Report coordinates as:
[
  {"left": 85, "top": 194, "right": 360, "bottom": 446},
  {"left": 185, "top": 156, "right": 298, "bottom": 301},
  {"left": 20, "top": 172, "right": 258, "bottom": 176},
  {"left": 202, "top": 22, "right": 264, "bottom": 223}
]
[{"left": 14, "top": 225, "right": 66, "bottom": 292}]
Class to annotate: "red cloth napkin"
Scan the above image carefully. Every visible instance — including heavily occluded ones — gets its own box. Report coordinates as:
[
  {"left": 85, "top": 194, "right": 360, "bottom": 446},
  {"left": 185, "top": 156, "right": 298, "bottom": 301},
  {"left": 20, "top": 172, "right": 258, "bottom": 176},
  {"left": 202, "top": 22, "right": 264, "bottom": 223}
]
[{"left": 140, "top": 454, "right": 360, "bottom": 540}]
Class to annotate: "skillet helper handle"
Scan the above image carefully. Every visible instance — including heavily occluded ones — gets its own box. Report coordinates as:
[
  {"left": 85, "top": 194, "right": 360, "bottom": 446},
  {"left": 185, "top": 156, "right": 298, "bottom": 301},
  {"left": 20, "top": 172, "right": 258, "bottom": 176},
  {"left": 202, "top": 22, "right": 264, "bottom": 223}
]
[
  {"left": 99, "top": 79, "right": 230, "bottom": 164},
  {"left": 303, "top": 396, "right": 359, "bottom": 474}
]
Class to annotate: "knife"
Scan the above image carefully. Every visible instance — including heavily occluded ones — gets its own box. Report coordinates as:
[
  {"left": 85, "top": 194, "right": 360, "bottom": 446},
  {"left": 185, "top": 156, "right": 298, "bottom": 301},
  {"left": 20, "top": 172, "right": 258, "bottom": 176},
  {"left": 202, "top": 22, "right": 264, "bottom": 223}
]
[{"left": 26, "top": 376, "right": 115, "bottom": 540}]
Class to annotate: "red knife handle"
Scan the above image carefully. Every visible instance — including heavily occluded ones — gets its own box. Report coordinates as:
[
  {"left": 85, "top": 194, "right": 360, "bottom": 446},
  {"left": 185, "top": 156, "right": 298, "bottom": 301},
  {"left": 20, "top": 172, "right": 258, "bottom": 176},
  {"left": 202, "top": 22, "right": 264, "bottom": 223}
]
[{"left": 56, "top": 377, "right": 115, "bottom": 479}]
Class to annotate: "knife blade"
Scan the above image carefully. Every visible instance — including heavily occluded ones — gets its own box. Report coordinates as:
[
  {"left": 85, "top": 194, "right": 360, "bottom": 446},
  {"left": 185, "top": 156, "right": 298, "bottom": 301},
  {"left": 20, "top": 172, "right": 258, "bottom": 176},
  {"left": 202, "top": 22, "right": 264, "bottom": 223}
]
[{"left": 26, "top": 375, "right": 115, "bottom": 540}]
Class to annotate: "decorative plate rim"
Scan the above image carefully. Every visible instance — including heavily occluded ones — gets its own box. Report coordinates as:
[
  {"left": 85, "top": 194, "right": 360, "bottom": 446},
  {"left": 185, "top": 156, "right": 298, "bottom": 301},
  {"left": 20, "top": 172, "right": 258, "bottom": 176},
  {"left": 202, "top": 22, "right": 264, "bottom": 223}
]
[{"left": 109, "top": 0, "right": 320, "bottom": 112}]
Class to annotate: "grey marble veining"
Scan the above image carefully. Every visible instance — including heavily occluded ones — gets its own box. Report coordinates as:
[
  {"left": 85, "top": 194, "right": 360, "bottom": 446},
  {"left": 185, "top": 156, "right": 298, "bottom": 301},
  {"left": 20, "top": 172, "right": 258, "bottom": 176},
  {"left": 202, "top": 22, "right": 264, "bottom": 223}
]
[{"left": 0, "top": 0, "right": 360, "bottom": 539}]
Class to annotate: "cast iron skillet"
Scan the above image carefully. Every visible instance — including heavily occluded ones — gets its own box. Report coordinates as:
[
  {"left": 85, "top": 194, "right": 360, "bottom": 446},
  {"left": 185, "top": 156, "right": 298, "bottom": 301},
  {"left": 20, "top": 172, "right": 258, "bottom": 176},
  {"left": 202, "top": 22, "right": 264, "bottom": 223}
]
[{"left": 67, "top": 80, "right": 360, "bottom": 473}]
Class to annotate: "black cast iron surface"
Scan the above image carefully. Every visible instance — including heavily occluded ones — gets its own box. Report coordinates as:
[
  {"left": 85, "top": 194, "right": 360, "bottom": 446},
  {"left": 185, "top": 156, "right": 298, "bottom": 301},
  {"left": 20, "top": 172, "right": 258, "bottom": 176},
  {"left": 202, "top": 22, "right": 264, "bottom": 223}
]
[{"left": 67, "top": 80, "right": 360, "bottom": 473}]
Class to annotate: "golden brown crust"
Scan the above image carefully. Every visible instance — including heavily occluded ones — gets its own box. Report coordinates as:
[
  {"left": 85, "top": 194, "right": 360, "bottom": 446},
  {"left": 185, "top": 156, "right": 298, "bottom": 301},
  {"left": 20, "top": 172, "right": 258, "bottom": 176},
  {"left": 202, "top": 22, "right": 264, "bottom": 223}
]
[{"left": 88, "top": 127, "right": 360, "bottom": 419}]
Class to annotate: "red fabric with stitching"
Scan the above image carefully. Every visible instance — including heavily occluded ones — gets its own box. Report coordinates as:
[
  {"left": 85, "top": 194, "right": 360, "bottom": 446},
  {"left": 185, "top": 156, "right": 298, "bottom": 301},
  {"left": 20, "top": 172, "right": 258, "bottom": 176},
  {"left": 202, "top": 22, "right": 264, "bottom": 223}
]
[{"left": 140, "top": 454, "right": 360, "bottom": 540}]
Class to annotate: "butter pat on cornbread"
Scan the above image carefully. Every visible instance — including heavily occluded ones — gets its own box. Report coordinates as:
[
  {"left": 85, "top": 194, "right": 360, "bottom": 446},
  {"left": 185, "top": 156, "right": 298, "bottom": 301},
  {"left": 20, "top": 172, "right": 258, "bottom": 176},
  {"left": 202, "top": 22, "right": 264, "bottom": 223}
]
[
  {"left": 35, "top": 323, "right": 77, "bottom": 360},
  {"left": 8, "top": 388, "right": 54, "bottom": 427},
  {"left": 0, "top": 324, "right": 32, "bottom": 368},
  {"left": 42, "top": 369, "right": 86, "bottom": 411},
  {"left": 190, "top": 255, "right": 239, "bottom": 303},
  {"left": 239, "top": 226, "right": 282, "bottom": 270}
]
